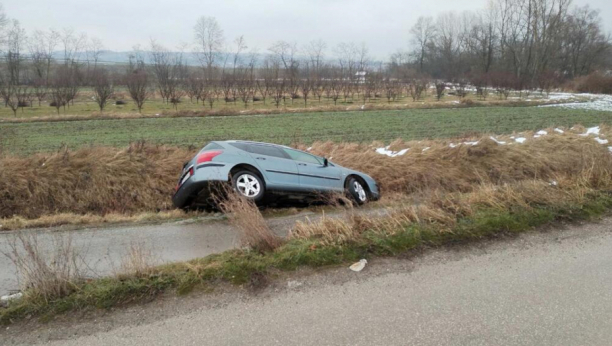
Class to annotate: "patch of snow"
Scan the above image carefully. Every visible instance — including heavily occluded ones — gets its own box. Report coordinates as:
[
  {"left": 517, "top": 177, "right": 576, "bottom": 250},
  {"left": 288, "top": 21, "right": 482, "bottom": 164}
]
[
  {"left": 536, "top": 130, "right": 548, "bottom": 136},
  {"left": 581, "top": 126, "right": 600, "bottom": 136},
  {"left": 489, "top": 137, "right": 506, "bottom": 145},
  {"left": 608, "top": 147, "right": 612, "bottom": 153},
  {"left": 540, "top": 93, "right": 612, "bottom": 112},
  {"left": 464, "top": 141, "right": 479, "bottom": 146},
  {"left": 375, "top": 146, "right": 409, "bottom": 157},
  {"left": 306, "top": 147, "right": 312, "bottom": 151},
  {"left": 449, "top": 143, "right": 458, "bottom": 148},
  {"left": 549, "top": 180, "right": 558, "bottom": 186},
  {"left": 422, "top": 147, "right": 430, "bottom": 152},
  {"left": 515, "top": 137, "right": 527, "bottom": 143},
  {"left": 360, "top": 105, "right": 365, "bottom": 110},
  {"left": 554, "top": 128, "right": 564, "bottom": 134},
  {"left": 594, "top": 137, "right": 609, "bottom": 145}
]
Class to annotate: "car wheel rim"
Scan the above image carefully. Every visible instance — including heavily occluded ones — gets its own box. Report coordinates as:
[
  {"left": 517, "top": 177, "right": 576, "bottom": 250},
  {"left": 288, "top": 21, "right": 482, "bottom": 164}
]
[
  {"left": 236, "top": 174, "right": 261, "bottom": 198},
  {"left": 353, "top": 181, "right": 366, "bottom": 202}
]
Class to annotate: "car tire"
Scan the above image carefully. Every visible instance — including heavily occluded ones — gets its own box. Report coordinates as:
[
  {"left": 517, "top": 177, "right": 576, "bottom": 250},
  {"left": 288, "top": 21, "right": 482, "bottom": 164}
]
[
  {"left": 232, "top": 171, "right": 265, "bottom": 203},
  {"left": 346, "top": 177, "right": 368, "bottom": 205}
]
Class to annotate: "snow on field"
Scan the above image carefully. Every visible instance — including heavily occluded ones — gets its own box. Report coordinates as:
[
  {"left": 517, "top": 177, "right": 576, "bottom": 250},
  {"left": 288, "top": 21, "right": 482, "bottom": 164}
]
[
  {"left": 375, "top": 125, "right": 611, "bottom": 157},
  {"left": 376, "top": 146, "right": 409, "bottom": 157},
  {"left": 489, "top": 137, "right": 506, "bottom": 145},
  {"left": 540, "top": 93, "right": 612, "bottom": 112},
  {"left": 595, "top": 138, "right": 609, "bottom": 144},
  {"left": 581, "top": 126, "right": 600, "bottom": 136}
]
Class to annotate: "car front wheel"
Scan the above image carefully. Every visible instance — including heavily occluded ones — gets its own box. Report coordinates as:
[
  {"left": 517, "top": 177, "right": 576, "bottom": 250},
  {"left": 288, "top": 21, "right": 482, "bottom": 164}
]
[
  {"left": 346, "top": 177, "right": 368, "bottom": 205},
  {"left": 232, "top": 171, "right": 265, "bottom": 203}
]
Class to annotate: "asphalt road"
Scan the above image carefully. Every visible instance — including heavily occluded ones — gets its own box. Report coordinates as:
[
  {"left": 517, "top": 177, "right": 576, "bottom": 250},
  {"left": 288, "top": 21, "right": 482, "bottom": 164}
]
[{"left": 4, "top": 217, "right": 612, "bottom": 345}]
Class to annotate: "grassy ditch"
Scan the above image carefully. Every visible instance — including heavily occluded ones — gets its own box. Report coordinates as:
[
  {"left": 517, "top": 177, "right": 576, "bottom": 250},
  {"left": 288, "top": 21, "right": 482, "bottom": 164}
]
[
  {"left": 2, "top": 180, "right": 612, "bottom": 325},
  {"left": 2, "top": 125, "right": 611, "bottom": 220}
]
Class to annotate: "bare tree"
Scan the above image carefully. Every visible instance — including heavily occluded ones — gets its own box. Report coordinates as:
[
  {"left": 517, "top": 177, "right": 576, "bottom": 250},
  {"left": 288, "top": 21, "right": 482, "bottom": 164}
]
[
  {"left": 32, "top": 78, "right": 47, "bottom": 106},
  {"left": 88, "top": 37, "right": 105, "bottom": 70},
  {"left": 0, "top": 83, "right": 18, "bottom": 116},
  {"left": 435, "top": 81, "right": 445, "bottom": 100},
  {"left": 60, "top": 28, "right": 87, "bottom": 63},
  {"left": 149, "top": 40, "right": 172, "bottom": 103},
  {"left": 304, "top": 39, "right": 326, "bottom": 75},
  {"left": 231, "top": 35, "right": 247, "bottom": 73},
  {"left": 27, "top": 29, "right": 60, "bottom": 84},
  {"left": 194, "top": 16, "right": 224, "bottom": 75},
  {"left": 92, "top": 69, "right": 114, "bottom": 111},
  {"left": 410, "top": 16, "right": 437, "bottom": 73},
  {"left": 186, "top": 73, "right": 205, "bottom": 103},
  {"left": 5, "top": 20, "right": 26, "bottom": 85},
  {"left": 126, "top": 69, "right": 151, "bottom": 113}
]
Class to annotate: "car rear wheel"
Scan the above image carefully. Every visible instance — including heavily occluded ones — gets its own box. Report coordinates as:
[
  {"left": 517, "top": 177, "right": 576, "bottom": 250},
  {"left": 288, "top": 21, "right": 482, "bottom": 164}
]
[
  {"left": 346, "top": 177, "right": 368, "bottom": 205},
  {"left": 232, "top": 171, "right": 265, "bottom": 202}
]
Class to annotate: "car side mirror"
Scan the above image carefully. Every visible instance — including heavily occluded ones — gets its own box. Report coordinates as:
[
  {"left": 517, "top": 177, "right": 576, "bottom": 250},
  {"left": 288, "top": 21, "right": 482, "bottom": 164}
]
[{"left": 323, "top": 158, "right": 329, "bottom": 167}]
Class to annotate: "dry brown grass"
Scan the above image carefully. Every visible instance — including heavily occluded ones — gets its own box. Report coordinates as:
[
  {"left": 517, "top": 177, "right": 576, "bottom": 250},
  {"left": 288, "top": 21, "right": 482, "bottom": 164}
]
[
  {"left": 0, "top": 210, "right": 191, "bottom": 231},
  {"left": 117, "top": 241, "right": 158, "bottom": 278},
  {"left": 290, "top": 176, "right": 603, "bottom": 245},
  {"left": 215, "top": 190, "right": 283, "bottom": 252},
  {"left": 304, "top": 126, "right": 612, "bottom": 196},
  {"left": 1, "top": 125, "right": 611, "bottom": 227},
  {"left": 0, "top": 142, "right": 192, "bottom": 219},
  {"left": 2, "top": 232, "right": 85, "bottom": 302}
]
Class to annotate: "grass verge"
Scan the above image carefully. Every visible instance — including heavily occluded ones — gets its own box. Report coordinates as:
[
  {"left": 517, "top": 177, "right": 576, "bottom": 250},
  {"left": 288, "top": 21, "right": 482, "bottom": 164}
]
[{"left": 2, "top": 184, "right": 611, "bottom": 325}]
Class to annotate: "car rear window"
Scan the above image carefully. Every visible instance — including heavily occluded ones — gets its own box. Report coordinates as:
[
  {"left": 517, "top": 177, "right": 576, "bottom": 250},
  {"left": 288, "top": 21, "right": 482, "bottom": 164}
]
[
  {"left": 201, "top": 142, "right": 224, "bottom": 151},
  {"left": 250, "top": 145, "right": 287, "bottom": 159}
]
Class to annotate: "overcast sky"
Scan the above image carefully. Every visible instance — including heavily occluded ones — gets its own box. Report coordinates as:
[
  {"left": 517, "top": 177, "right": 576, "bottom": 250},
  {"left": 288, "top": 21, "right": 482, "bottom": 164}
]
[{"left": 4, "top": 0, "right": 611, "bottom": 60}]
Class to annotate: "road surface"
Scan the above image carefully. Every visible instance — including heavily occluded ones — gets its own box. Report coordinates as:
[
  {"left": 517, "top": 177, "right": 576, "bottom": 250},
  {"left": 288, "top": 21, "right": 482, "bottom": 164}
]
[
  {"left": 0, "top": 212, "right": 304, "bottom": 295},
  {"left": 3, "top": 217, "right": 612, "bottom": 345},
  {"left": 0, "top": 207, "right": 389, "bottom": 295}
]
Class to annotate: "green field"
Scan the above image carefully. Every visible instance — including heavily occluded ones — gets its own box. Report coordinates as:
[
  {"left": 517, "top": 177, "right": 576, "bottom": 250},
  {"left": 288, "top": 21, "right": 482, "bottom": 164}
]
[{"left": 1, "top": 106, "right": 611, "bottom": 155}]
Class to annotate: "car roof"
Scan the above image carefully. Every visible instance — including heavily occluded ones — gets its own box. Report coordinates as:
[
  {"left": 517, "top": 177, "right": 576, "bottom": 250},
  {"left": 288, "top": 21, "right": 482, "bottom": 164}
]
[{"left": 220, "top": 140, "right": 292, "bottom": 150}]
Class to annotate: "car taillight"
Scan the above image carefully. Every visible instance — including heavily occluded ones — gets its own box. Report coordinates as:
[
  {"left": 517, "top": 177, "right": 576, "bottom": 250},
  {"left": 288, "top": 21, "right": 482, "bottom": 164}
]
[
  {"left": 196, "top": 150, "right": 222, "bottom": 164},
  {"left": 175, "top": 166, "right": 194, "bottom": 191}
]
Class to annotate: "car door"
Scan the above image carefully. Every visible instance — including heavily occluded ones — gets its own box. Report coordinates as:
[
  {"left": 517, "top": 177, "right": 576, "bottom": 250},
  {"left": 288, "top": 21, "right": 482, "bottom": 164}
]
[
  {"left": 247, "top": 144, "right": 299, "bottom": 190},
  {"left": 282, "top": 149, "right": 343, "bottom": 192}
]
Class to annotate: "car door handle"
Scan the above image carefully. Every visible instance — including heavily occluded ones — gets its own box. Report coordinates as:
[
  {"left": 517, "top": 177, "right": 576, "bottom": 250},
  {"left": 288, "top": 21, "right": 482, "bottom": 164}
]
[
  {"left": 298, "top": 163, "right": 307, "bottom": 166},
  {"left": 256, "top": 157, "right": 266, "bottom": 160}
]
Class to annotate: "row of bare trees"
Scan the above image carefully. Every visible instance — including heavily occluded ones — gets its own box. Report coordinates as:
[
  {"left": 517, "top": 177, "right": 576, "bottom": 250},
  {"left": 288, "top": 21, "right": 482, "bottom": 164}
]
[
  {"left": 393, "top": 0, "right": 611, "bottom": 90},
  {"left": 0, "top": 1, "right": 611, "bottom": 116}
]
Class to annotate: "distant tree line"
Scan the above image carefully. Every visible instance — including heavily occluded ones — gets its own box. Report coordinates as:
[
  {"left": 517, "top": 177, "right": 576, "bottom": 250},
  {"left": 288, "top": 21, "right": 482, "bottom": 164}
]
[{"left": 0, "top": 0, "right": 610, "bottom": 116}]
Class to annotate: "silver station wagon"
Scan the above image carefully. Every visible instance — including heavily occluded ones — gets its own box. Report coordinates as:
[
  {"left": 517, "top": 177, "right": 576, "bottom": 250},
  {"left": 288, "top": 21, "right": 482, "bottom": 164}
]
[{"left": 173, "top": 140, "right": 380, "bottom": 208}]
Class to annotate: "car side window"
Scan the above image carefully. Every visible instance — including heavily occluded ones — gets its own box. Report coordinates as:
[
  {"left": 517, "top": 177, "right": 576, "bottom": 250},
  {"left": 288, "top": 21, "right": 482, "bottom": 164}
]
[
  {"left": 283, "top": 149, "right": 322, "bottom": 165},
  {"left": 250, "top": 145, "right": 287, "bottom": 159},
  {"left": 228, "top": 142, "right": 250, "bottom": 151}
]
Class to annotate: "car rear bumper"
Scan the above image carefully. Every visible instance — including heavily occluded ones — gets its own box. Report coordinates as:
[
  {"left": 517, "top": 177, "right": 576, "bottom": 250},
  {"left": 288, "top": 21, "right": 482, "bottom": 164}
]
[{"left": 172, "top": 163, "right": 231, "bottom": 208}]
